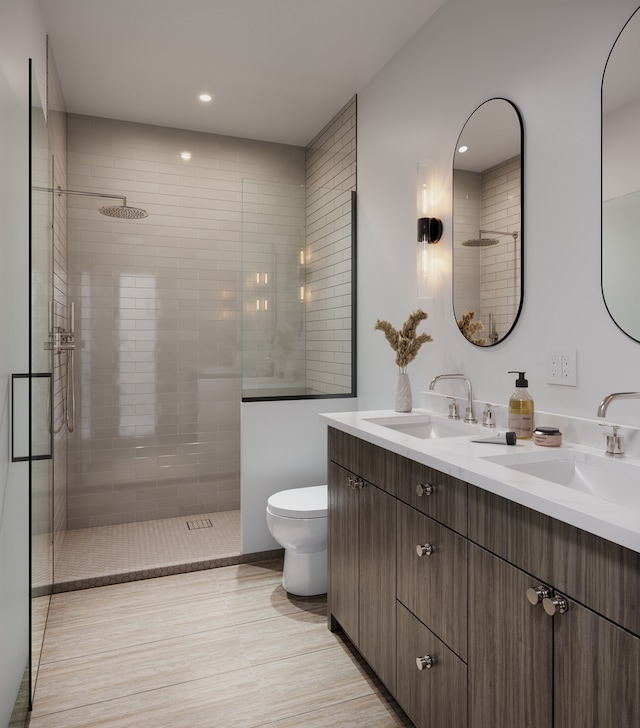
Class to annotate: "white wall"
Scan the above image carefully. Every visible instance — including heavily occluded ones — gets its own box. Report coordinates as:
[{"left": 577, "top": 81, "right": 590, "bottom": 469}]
[
  {"left": 357, "top": 0, "right": 640, "bottom": 431},
  {"left": 241, "top": 397, "right": 354, "bottom": 552},
  {"left": 0, "top": 1, "right": 47, "bottom": 723}
]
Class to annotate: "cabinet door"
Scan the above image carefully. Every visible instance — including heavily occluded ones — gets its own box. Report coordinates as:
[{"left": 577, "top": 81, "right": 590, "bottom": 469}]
[
  {"left": 554, "top": 598, "right": 640, "bottom": 727},
  {"left": 396, "top": 602, "right": 467, "bottom": 728},
  {"left": 359, "top": 483, "right": 396, "bottom": 692},
  {"left": 468, "top": 544, "right": 553, "bottom": 728},
  {"left": 328, "top": 461, "right": 359, "bottom": 641},
  {"left": 397, "top": 502, "right": 467, "bottom": 660}
]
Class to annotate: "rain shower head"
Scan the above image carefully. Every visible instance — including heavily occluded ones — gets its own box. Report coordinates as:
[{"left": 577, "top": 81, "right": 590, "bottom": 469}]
[
  {"left": 99, "top": 204, "right": 148, "bottom": 219},
  {"left": 32, "top": 186, "right": 149, "bottom": 220},
  {"left": 462, "top": 229, "right": 519, "bottom": 247}
]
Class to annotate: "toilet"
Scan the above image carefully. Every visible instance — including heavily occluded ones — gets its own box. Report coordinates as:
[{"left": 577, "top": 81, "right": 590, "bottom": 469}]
[{"left": 266, "top": 485, "right": 328, "bottom": 596}]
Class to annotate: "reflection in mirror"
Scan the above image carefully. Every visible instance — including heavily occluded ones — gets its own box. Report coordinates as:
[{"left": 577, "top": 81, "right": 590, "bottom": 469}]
[
  {"left": 602, "top": 7, "right": 640, "bottom": 342},
  {"left": 453, "top": 98, "right": 523, "bottom": 346}
]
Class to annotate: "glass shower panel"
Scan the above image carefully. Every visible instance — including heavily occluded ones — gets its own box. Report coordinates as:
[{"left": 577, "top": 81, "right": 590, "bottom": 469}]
[
  {"left": 241, "top": 181, "right": 355, "bottom": 399},
  {"left": 30, "top": 71, "right": 54, "bottom": 702}
]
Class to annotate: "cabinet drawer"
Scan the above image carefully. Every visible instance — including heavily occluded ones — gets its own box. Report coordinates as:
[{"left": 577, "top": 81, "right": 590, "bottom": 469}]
[
  {"left": 397, "top": 502, "right": 467, "bottom": 660},
  {"left": 387, "top": 451, "right": 467, "bottom": 535},
  {"left": 396, "top": 602, "right": 467, "bottom": 728}
]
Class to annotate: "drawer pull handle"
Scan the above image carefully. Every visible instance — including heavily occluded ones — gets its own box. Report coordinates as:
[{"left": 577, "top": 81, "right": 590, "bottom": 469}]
[
  {"left": 543, "top": 594, "right": 568, "bottom": 616},
  {"left": 347, "top": 476, "right": 354, "bottom": 488},
  {"left": 416, "top": 543, "right": 433, "bottom": 557},
  {"left": 526, "top": 585, "right": 551, "bottom": 605},
  {"left": 416, "top": 483, "right": 434, "bottom": 497},
  {"left": 346, "top": 477, "right": 364, "bottom": 489},
  {"left": 416, "top": 655, "right": 433, "bottom": 670}
]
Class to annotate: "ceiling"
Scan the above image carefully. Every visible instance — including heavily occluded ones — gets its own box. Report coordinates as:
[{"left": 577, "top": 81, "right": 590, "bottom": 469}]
[{"left": 38, "top": 0, "right": 446, "bottom": 147}]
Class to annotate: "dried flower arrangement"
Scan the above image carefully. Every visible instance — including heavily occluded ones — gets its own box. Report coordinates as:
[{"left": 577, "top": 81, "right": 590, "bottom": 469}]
[
  {"left": 457, "top": 310, "right": 487, "bottom": 346},
  {"left": 374, "top": 309, "right": 433, "bottom": 373}
]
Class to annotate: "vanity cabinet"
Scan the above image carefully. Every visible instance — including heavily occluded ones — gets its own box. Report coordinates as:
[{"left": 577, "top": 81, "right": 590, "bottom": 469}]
[
  {"left": 327, "top": 427, "right": 640, "bottom": 728},
  {"left": 328, "top": 459, "right": 397, "bottom": 692},
  {"left": 468, "top": 490, "right": 640, "bottom": 728}
]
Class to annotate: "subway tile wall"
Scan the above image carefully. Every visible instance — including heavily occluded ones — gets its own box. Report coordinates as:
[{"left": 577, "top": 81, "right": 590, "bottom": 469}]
[
  {"left": 48, "top": 48, "right": 69, "bottom": 562},
  {"left": 479, "top": 156, "right": 521, "bottom": 338},
  {"left": 305, "top": 97, "right": 356, "bottom": 394},
  {"left": 67, "top": 115, "right": 305, "bottom": 527}
]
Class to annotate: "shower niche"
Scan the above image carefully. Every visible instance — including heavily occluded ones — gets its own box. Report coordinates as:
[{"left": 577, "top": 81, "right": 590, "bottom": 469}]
[{"left": 241, "top": 180, "right": 356, "bottom": 399}]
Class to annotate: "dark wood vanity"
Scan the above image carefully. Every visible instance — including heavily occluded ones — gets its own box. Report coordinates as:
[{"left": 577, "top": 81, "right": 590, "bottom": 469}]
[{"left": 327, "top": 427, "right": 640, "bottom": 727}]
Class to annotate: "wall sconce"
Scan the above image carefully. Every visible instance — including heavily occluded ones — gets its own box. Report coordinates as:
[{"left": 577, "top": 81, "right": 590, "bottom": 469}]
[{"left": 417, "top": 161, "right": 443, "bottom": 299}]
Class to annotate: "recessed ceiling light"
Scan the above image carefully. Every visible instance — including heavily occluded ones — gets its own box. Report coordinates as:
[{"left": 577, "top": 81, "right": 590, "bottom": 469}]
[
  {"left": 180, "top": 152, "right": 192, "bottom": 161},
  {"left": 458, "top": 145, "right": 468, "bottom": 153},
  {"left": 199, "top": 93, "right": 212, "bottom": 102}
]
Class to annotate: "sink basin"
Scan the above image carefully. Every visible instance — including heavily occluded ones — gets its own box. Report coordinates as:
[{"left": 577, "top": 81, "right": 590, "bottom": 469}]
[
  {"left": 483, "top": 449, "right": 640, "bottom": 509},
  {"left": 364, "top": 415, "right": 478, "bottom": 440}
]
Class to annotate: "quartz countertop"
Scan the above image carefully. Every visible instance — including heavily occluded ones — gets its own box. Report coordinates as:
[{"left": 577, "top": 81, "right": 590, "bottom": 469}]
[{"left": 320, "top": 408, "right": 640, "bottom": 554}]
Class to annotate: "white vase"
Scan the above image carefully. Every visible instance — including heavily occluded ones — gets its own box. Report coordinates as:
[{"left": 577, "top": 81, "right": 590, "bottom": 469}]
[{"left": 394, "top": 372, "right": 412, "bottom": 413}]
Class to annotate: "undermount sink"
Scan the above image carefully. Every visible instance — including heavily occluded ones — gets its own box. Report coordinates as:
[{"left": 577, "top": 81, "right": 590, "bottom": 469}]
[
  {"left": 483, "top": 449, "right": 640, "bottom": 509},
  {"left": 364, "top": 414, "right": 479, "bottom": 440}
]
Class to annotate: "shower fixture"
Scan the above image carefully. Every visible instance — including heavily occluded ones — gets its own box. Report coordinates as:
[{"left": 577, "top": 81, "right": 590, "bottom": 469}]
[
  {"left": 32, "top": 185, "right": 149, "bottom": 219},
  {"left": 45, "top": 301, "right": 76, "bottom": 433},
  {"left": 462, "top": 229, "right": 519, "bottom": 247}
]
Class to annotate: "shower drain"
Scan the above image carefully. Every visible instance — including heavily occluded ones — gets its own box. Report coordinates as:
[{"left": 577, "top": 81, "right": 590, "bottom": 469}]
[{"left": 186, "top": 519, "right": 213, "bottom": 530}]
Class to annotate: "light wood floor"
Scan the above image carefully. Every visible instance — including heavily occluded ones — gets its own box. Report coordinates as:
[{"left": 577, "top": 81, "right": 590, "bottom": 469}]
[{"left": 29, "top": 559, "right": 413, "bottom": 727}]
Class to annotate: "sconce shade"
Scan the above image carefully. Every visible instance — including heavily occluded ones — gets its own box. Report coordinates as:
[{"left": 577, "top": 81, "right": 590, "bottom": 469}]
[{"left": 418, "top": 217, "right": 443, "bottom": 244}]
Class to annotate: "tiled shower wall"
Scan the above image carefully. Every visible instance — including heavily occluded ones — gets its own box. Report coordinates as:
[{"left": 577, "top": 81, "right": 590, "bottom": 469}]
[
  {"left": 49, "top": 48, "right": 69, "bottom": 552},
  {"left": 305, "top": 96, "right": 356, "bottom": 394},
  {"left": 453, "top": 155, "right": 521, "bottom": 342},
  {"left": 67, "top": 115, "right": 305, "bottom": 528}
]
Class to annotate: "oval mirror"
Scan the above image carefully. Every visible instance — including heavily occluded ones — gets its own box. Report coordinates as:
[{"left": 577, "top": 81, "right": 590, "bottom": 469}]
[
  {"left": 452, "top": 98, "right": 523, "bottom": 346},
  {"left": 602, "top": 8, "right": 640, "bottom": 343}
]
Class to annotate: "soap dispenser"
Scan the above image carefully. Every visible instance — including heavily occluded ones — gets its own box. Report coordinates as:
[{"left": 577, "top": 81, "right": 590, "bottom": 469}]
[{"left": 508, "top": 371, "right": 534, "bottom": 440}]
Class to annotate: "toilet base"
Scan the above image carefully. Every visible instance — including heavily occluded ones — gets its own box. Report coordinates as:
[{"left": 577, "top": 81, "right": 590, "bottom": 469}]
[{"left": 282, "top": 548, "right": 327, "bottom": 596}]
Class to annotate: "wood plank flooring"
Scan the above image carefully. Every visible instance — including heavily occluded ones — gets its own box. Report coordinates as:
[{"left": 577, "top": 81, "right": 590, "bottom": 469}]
[{"left": 29, "top": 559, "right": 413, "bottom": 727}]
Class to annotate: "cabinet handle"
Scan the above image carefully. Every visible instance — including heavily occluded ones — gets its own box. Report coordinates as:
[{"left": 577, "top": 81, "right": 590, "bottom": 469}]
[
  {"left": 354, "top": 478, "right": 364, "bottom": 489},
  {"left": 543, "top": 594, "right": 568, "bottom": 616},
  {"left": 416, "top": 543, "right": 433, "bottom": 557},
  {"left": 416, "top": 655, "right": 434, "bottom": 670},
  {"left": 416, "top": 483, "right": 434, "bottom": 497},
  {"left": 526, "top": 585, "right": 551, "bottom": 605}
]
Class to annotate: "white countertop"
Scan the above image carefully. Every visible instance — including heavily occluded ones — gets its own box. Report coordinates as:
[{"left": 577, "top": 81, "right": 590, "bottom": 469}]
[{"left": 319, "top": 408, "right": 640, "bottom": 554}]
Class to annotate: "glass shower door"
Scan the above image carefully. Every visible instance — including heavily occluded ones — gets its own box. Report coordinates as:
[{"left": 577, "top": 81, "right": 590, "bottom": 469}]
[{"left": 29, "top": 67, "right": 54, "bottom": 705}]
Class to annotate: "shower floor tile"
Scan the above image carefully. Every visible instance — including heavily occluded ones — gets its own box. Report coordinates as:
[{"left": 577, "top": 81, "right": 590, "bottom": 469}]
[{"left": 53, "top": 510, "right": 276, "bottom": 592}]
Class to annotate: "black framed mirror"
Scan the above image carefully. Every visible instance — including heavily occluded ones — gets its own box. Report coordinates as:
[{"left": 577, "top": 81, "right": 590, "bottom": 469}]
[
  {"left": 602, "top": 7, "right": 640, "bottom": 343},
  {"left": 452, "top": 98, "right": 523, "bottom": 346}
]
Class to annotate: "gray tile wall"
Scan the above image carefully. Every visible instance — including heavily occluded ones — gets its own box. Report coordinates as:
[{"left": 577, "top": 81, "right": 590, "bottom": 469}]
[
  {"left": 304, "top": 97, "right": 356, "bottom": 394},
  {"left": 67, "top": 115, "right": 304, "bottom": 527}
]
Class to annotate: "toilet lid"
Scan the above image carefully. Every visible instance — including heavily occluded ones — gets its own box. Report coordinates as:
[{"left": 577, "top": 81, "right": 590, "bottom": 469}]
[{"left": 267, "top": 485, "right": 327, "bottom": 519}]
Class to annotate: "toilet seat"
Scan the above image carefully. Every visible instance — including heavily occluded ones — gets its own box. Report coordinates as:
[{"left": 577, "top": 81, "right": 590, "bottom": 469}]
[{"left": 267, "top": 485, "right": 327, "bottom": 519}]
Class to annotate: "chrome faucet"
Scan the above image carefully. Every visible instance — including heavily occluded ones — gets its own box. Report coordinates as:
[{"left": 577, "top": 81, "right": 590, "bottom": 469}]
[
  {"left": 597, "top": 391, "right": 640, "bottom": 418},
  {"left": 596, "top": 391, "right": 640, "bottom": 457},
  {"left": 429, "top": 374, "right": 476, "bottom": 424}
]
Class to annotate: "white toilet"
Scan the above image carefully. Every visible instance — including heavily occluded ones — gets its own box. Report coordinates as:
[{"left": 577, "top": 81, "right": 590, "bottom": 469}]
[{"left": 266, "top": 485, "right": 328, "bottom": 596}]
